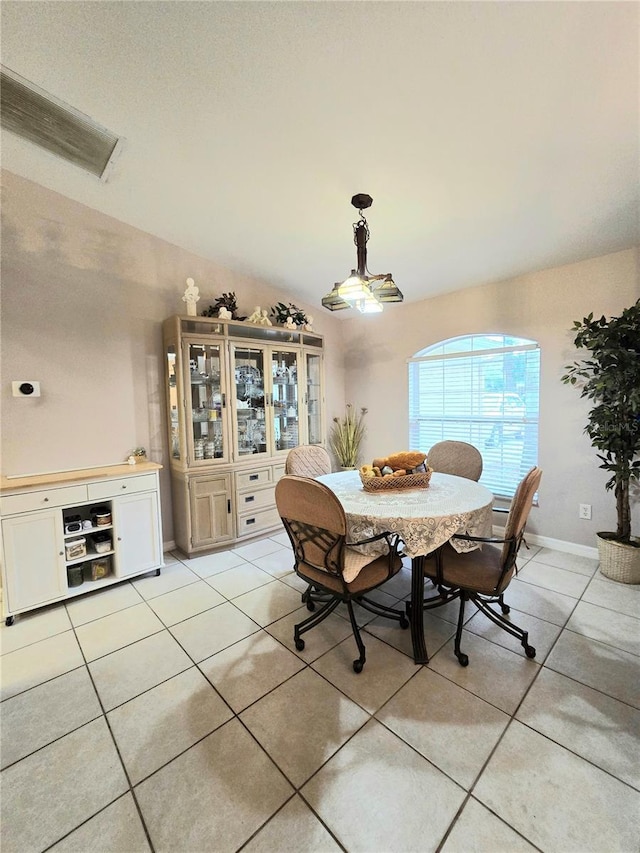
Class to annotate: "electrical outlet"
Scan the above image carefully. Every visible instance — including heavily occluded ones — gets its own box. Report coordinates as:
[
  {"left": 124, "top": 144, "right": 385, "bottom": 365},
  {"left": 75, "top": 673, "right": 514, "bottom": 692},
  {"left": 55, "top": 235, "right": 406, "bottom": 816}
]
[{"left": 579, "top": 503, "right": 592, "bottom": 520}]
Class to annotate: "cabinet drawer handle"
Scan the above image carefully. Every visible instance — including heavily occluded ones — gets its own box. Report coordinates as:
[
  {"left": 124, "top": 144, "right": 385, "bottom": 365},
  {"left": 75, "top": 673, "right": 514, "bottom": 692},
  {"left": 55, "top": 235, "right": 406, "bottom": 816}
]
[
  {"left": 43, "top": 497, "right": 49, "bottom": 502},
  {"left": 122, "top": 485, "right": 127, "bottom": 489},
  {"left": 246, "top": 518, "right": 255, "bottom": 525},
  {"left": 245, "top": 496, "right": 255, "bottom": 503},
  {"left": 249, "top": 474, "right": 259, "bottom": 481}
]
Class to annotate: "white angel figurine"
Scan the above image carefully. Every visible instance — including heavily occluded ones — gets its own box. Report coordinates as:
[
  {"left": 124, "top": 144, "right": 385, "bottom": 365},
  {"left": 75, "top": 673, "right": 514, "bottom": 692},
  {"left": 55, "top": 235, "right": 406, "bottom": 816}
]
[
  {"left": 284, "top": 317, "right": 296, "bottom": 330},
  {"left": 247, "top": 306, "right": 262, "bottom": 324},
  {"left": 260, "top": 309, "right": 272, "bottom": 326},
  {"left": 182, "top": 278, "right": 200, "bottom": 316},
  {"left": 304, "top": 315, "right": 314, "bottom": 331},
  {"left": 218, "top": 307, "right": 232, "bottom": 319}
]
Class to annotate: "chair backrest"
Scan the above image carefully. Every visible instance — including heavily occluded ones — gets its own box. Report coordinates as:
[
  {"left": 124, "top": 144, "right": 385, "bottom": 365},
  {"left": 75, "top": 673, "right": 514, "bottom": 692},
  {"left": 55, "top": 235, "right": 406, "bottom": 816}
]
[
  {"left": 275, "top": 475, "right": 345, "bottom": 574},
  {"left": 502, "top": 466, "right": 543, "bottom": 564},
  {"left": 284, "top": 445, "right": 332, "bottom": 477},
  {"left": 427, "top": 441, "right": 483, "bottom": 481}
]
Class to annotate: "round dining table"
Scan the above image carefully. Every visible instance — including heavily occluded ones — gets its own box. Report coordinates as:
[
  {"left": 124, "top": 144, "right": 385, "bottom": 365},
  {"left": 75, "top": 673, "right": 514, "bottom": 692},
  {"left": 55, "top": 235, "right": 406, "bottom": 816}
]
[{"left": 316, "top": 469, "right": 494, "bottom": 664}]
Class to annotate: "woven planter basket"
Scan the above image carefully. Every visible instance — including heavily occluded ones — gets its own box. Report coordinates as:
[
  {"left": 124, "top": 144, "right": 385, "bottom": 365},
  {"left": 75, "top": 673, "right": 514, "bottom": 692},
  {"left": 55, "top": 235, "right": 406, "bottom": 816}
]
[
  {"left": 597, "top": 533, "right": 640, "bottom": 584},
  {"left": 359, "top": 467, "right": 433, "bottom": 492}
]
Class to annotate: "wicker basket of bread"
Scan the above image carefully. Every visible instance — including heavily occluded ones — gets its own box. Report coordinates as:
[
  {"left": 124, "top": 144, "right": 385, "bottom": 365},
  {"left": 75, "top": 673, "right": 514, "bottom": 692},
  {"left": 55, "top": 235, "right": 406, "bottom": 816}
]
[{"left": 359, "top": 451, "right": 433, "bottom": 492}]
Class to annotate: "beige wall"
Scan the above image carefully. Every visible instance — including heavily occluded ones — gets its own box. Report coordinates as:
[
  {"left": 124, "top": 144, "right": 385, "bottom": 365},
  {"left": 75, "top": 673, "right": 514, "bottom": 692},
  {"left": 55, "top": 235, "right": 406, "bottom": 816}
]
[
  {"left": 0, "top": 170, "right": 347, "bottom": 542},
  {"left": 341, "top": 248, "right": 640, "bottom": 548},
  {"left": 3, "top": 169, "right": 638, "bottom": 551}
]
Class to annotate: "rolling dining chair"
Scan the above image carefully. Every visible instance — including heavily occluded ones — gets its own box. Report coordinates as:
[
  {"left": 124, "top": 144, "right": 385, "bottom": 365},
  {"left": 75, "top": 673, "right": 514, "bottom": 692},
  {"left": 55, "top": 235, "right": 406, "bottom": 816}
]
[
  {"left": 276, "top": 475, "right": 408, "bottom": 672},
  {"left": 422, "top": 466, "right": 543, "bottom": 666},
  {"left": 284, "top": 445, "right": 332, "bottom": 477},
  {"left": 426, "top": 440, "right": 483, "bottom": 481}
]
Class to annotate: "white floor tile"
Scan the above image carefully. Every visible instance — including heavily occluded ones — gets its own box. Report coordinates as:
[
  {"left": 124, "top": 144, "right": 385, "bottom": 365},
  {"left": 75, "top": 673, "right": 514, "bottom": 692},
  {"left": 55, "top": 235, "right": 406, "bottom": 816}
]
[
  {"left": 0, "top": 718, "right": 128, "bottom": 852},
  {"left": 135, "top": 719, "right": 293, "bottom": 852},
  {"left": 474, "top": 720, "right": 640, "bottom": 852},
  {"left": 232, "top": 579, "right": 302, "bottom": 627},
  {"left": 441, "top": 797, "right": 537, "bottom": 853},
  {"left": 182, "top": 549, "right": 249, "bottom": 577},
  {"left": 205, "top": 562, "right": 275, "bottom": 598},
  {"left": 516, "top": 561, "right": 590, "bottom": 598},
  {"left": 89, "top": 630, "right": 193, "bottom": 711},
  {"left": 240, "top": 668, "right": 369, "bottom": 787},
  {"left": 108, "top": 667, "right": 233, "bottom": 783},
  {"left": 250, "top": 547, "right": 295, "bottom": 578},
  {"left": 499, "top": 577, "right": 578, "bottom": 626},
  {"left": 517, "top": 667, "right": 640, "bottom": 790},
  {"left": 0, "top": 667, "right": 101, "bottom": 769},
  {"left": 464, "top": 605, "right": 562, "bottom": 661},
  {"left": 243, "top": 794, "right": 341, "bottom": 853},
  {"left": 199, "top": 630, "right": 304, "bottom": 712},
  {"left": 377, "top": 668, "right": 509, "bottom": 789},
  {"left": 169, "top": 601, "right": 260, "bottom": 662},
  {"left": 145, "top": 580, "right": 225, "bottom": 625},
  {"left": 0, "top": 604, "right": 71, "bottom": 655},
  {"left": 0, "top": 630, "right": 84, "bottom": 701},
  {"left": 49, "top": 793, "right": 151, "bottom": 852},
  {"left": 130, "top": 562, "right": 199, "bottom": 600},
  {"left": 75, "top": 603, "right": 164, "bottom": 662},
  {"left": 65, "top": 582, "right": 143, "bottom": 627},
  {"left": 266, "top": 607, "right": 354, "bottom": 661},
  {"left": 545, "top": 629, "right": 640, "bottom": 709},
  {"left": 302, "top": 718, "right": 466, "bottom": 852},
  {"left": 582, "top": 573, "right": 640, "bottom": 620},
  {"left": 566, "top": 599, "right": 640, "bottom": 656},
  {"left": 233, "top": 537, "right": 285, "bottom": 561},
  {"left": 529, "top": 547, "right": 599, "bottom": 577}
]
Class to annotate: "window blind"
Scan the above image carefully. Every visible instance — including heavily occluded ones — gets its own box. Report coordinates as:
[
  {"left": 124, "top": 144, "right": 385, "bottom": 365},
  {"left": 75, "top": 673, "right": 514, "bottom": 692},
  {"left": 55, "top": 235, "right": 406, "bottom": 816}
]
[{"left": 408, "top": 335, "right": 540, "bottom": 499}]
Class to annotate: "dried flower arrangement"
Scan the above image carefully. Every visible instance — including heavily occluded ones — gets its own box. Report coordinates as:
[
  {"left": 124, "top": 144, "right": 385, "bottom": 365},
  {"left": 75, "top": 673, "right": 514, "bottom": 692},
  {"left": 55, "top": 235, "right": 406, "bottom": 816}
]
[{"left": 329, "top": 404, "right": 368, "bottom": 468}]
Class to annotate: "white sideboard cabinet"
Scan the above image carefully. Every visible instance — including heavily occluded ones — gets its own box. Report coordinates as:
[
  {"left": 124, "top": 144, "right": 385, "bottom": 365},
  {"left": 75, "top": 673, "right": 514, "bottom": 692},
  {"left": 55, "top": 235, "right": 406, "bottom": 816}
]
[{"left": 0, "top": 462, "right": 164, "bottom": 625}]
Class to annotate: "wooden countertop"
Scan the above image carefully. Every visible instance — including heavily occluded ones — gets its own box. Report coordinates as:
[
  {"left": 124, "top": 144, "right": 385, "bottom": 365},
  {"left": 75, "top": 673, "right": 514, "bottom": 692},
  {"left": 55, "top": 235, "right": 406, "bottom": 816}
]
[{"left": 1, "top": 461, "right": 163, "bottom": 493}]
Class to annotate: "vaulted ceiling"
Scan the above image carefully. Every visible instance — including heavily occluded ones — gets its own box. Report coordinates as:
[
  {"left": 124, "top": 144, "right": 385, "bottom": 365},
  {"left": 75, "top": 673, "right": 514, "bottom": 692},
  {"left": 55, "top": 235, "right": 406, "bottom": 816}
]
[{"left": 2, "top": 2, "right": 638, "bottom": 312}]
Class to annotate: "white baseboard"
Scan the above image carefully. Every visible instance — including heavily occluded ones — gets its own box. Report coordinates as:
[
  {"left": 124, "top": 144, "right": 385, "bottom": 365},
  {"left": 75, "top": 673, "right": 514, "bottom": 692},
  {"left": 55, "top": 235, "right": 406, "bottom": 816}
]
[{"left": 493, "top": 527, "right": 599, "bottom": 561}]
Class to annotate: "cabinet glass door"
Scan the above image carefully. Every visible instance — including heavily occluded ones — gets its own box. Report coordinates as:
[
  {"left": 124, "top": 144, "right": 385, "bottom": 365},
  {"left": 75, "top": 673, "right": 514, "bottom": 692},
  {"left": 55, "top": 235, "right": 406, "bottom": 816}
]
[
  {"left": 187, "top": 342, "right": 227, "bottom": 464},
  {"left": 232, "top": 346, "right": 267, "bottom": 458},
  {"left": 271, "top": 348, "right": 300, "bottom": 452},
  {"left": 305, "top": 351, "right": 323, "bottom": 445},
  {"left": 166, "top": 345, "right": 181, "bottom": 460}
]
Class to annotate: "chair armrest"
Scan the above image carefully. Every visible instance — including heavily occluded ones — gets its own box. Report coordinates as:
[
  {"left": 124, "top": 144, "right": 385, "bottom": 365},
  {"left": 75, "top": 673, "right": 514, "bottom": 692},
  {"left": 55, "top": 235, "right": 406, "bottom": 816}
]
[
  {"left": 451, "top": 532, "right": 516, "bottom": 546},
  {"left": 346, "top": 530, "right": 397, "bottom": 548}
]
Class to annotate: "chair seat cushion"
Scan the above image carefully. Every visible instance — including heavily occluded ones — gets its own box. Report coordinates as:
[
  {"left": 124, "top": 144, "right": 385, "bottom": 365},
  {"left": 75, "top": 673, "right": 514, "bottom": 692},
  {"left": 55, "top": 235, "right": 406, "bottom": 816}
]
[
  {"left": 298, "top": 552, "right": 403, "bottom": 595},
  {"left": 426, "top": 541, "right": 514, "bottom": 595}
]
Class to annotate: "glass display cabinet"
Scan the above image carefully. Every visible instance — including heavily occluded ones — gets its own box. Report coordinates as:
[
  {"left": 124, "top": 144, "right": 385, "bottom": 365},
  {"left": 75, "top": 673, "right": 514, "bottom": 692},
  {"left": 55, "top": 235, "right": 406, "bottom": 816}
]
[{"left": 163, "top": 315, "right": 325, "bottom": 555}]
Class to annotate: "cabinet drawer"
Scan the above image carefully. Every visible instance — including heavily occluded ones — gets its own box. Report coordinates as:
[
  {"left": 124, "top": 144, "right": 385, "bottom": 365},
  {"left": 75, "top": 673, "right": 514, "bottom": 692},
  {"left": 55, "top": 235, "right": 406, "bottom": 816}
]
[
  {"left": 0, "top": 484, "right": 88, "bottom": 516},
  {"left": 237, "top": 506, "right": 282, "bottom": 536},
  {"left": 237, "top": 486, "right": 275, "bottom": 513},
  {"left": 87, "top": 473, "right": 157, "bottom": 501},
  {"left": 236, "top": 468, "right": 272, "bottom": 491}
]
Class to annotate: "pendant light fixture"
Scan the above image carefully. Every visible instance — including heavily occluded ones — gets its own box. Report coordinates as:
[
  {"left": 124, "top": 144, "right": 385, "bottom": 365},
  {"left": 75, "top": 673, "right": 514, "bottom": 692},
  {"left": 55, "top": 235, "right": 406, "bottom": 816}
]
[{"left": 322, "top": 194, "right": 403, "bottom": 313}]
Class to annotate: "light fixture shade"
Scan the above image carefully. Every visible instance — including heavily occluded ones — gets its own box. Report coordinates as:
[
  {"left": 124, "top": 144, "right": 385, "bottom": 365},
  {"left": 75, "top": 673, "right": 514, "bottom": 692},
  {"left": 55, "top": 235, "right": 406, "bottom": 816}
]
[
  {"left": 372, "top": 276, "right": 404, "bottom": 303},
  {"left": 321, "top": 284, "right": 351, "bottom": 311}
]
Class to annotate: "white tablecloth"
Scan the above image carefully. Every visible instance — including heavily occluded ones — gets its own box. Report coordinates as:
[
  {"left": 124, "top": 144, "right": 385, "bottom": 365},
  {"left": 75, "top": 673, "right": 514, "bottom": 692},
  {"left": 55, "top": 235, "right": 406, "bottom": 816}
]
[{"left": 316, "top": 470, "right": 494, "bottom": 558}]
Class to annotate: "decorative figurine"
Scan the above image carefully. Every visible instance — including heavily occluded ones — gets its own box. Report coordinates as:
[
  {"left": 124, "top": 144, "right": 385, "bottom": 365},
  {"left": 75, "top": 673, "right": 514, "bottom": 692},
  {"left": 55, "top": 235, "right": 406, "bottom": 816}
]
[
  {"left": 182, "top": 278, "right": 200, "bottom": 316},
  {"left": 304, "top": 315, "right": 314, "bottom": 331},
  {"left": 259, "top": 309, "right": 272, "bottom": 326},
  {"left": 284, "top": 316, "right": 297, "bottom": 330},
  {"left": 247, "top": 306, "right": 262, "bottom": 324},
  {"left": 218, "top": 306, "right": 232, "bottom": 319}
]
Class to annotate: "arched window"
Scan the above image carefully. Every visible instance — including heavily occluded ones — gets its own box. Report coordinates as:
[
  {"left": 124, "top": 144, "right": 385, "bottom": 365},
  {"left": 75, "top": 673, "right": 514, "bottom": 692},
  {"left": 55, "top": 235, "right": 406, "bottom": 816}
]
[{"left": 408, "top": 334, "right": 540, "bottom": 498}]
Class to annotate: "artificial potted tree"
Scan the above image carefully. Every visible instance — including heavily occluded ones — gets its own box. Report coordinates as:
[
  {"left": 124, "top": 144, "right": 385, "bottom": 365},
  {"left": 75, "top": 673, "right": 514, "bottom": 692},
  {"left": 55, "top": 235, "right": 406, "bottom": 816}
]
[{"left": 562, "top": 299, "right": 640, "bottom": 583}]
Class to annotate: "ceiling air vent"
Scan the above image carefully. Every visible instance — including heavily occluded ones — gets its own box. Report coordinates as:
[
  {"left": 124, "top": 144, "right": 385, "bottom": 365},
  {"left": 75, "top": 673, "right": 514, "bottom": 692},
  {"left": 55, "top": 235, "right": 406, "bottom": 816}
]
[{"left": 0, "top": 66, "right": 122, "bottom": 180}]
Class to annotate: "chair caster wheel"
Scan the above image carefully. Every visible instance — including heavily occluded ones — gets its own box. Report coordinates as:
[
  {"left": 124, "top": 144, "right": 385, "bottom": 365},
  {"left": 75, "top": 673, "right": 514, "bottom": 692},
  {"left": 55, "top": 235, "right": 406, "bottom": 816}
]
[
  {"left": 399, "top": 614, "right": 409, "bottom": 630},
  {"left": 306, "top": 600, "right": 316, "bottom": 612},
  {"left": 295, "top": 638, "right": 305, "bottom": 651},
  {"left": 500, "top": 603, "right": 510, "bottom": 614},
  {"left": 353, "top": 659, "right": 364, "bottom": 673},
  {"left": 524, "top": 645, "right": 536, "bottom": 659},
  {"left": 457, "top": 653, "right": 469, "bottom": 667},
  {"left": 5, "top": 616, "right": 14, "bottom": 627}
]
